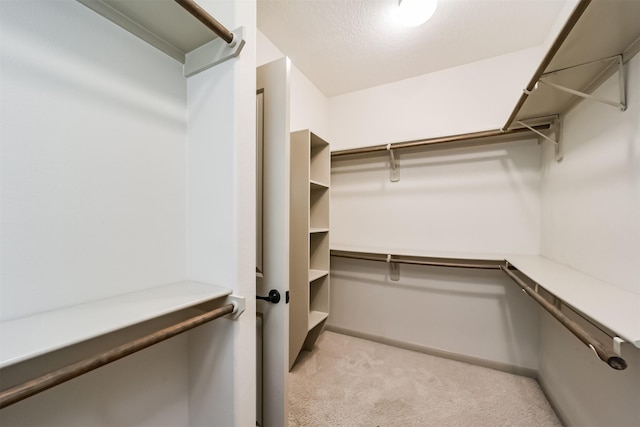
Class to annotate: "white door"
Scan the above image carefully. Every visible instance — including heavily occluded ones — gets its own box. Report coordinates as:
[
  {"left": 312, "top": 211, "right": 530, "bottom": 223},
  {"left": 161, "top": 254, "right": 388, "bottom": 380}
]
[{"left": 256, "top": 57, "right": 291, "bottom": 427}]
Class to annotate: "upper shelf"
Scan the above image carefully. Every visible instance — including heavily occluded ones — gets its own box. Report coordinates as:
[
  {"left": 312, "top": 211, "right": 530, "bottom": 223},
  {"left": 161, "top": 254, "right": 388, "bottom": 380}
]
[
  {"left": 77, "top": 0, "right": 215, "bottom": 62},
  {"left": 76, "top": 0, "right": 244, "bottom": 75},
  {"left": 0, "top": 281, "right": 232, "bottom": 369},
  {"left": 330, "top": 125, "right": 551, "bottom": 158},
  {"left": 505, "top": 0, "right": 640, "bottom": 127},
  {"left": 331, "top": 244, "right": 509, "bottom": 262}
]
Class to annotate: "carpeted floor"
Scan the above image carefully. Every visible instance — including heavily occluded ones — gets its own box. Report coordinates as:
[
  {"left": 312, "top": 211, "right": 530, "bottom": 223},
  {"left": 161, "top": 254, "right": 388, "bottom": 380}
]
[{"left": 289, "top": 331, "right": 562, "bottom": 427}]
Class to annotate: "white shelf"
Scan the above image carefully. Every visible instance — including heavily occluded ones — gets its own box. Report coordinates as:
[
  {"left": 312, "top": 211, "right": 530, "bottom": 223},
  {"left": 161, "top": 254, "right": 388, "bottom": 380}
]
[
  {"left": 506, "top": 255, "right": 640, "bottom": 348},
  {"left": 329, "top": 246, "right": 639, "bottom": 348},
  {"left": 0, "top": 281, "right": 232, "bottom": 368},
  {"left": 310, "top": 180, "right": 329, "bottom": 190},
  {"left": 308, "top": 310, "right": 329, "bottom": 331},
  {"left": 309, "top": 269, "right": 329, "bottom": 283},
  {"left": 331, "top": 244, "right": 510, "bottom": 262},
  {"left": 310, "top": 227, "right": 330, "bottom": 234},
  {"left": 77, "top": 0, "right": 217, "bottom": 63}
]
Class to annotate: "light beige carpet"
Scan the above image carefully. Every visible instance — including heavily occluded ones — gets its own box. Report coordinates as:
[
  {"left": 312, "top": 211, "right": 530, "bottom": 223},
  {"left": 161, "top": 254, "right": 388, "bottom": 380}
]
[{"left": 289, "top": 331, "right": 561, "bottom": 427}]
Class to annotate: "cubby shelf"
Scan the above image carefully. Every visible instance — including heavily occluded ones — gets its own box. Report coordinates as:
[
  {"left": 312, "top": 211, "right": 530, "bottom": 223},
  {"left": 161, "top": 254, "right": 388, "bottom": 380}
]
[
  {"left": 309, "top": 228, "right": 330, "bottom": 234},
  {"left": 309, "top": 310, "right": 329, "bottom": 330},
  {"left": 309, "top": 269, "right": 329, "bottom": 282},
  {"left": 310, "top": 180, "right": 329, "bottom": 189},
  {"left": 0, "top": 281, "right": 232, "bottom": 369}
]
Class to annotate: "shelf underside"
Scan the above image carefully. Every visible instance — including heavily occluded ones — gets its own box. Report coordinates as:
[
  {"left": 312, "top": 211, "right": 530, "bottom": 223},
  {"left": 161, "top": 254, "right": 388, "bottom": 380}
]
[
  {"left": 77, "top": 0, "right": 219, "bottom": 63},
  {"left": 516, "top": 0, "right": 640, "bottom": 122}
]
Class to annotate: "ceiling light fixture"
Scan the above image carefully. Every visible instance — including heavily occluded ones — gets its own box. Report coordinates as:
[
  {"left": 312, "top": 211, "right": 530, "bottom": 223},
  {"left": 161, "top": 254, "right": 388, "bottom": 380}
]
[{"left": 396, "top": 0, "right": 438, "bottom": 27}]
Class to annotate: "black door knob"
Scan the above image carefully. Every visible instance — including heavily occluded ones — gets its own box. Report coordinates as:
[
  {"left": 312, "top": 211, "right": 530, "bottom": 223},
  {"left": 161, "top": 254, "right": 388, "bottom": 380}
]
[{"left": 256, "top": 289, "right": 281, "bottom": 304}]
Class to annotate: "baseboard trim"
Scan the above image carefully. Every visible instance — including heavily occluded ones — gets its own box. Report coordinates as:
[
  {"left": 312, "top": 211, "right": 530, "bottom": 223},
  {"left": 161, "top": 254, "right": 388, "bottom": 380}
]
[
  {"left": 538, "top": 376, "right": 570, "bottom": 427},
  {"left": 324, "top": 324, "right": 538, "bottom": 379}
]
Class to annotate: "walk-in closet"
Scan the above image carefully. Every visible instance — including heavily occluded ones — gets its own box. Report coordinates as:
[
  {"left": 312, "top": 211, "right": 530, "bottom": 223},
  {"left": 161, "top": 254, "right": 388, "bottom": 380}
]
[
  {"left": 257, "top": 0, "right": 639, "bottom": 426},
  {"left": 1, "top": 0, "right": 639, "bottom": 426}
]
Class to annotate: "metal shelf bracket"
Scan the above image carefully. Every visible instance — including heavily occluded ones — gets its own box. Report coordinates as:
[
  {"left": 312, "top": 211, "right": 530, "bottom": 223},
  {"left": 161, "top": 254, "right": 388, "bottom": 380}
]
[
  {"left": 387, "top": 144, "right": 400, "bottom": 182},
  {"left": 517, "top": 115, "right": 563, "bottom": 162},
  {"left": 387, "top": 254, "right": 400, "bottom": 281},
  {"left": 538, "top": 55, "right": 627, "bottom": 112}
]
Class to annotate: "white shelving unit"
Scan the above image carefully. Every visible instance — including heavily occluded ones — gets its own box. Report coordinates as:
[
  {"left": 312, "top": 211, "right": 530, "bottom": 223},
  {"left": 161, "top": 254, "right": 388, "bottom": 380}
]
[
  {"left": 289, "top": 130, "right": 331, "bottom": 369},
  {"left": 0, "top": 281, "right": 232, "bottom": 369}
]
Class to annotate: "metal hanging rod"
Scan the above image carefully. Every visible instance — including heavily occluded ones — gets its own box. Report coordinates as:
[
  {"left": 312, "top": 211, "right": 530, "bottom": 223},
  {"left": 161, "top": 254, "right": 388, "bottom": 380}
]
[
  {"left": 175, "top": 0, "right": 235, "bottom": 45},
  {"left": 331, "top": 124, "right": 551, "bottom": 158},
  {"left": 0, "top": 304, "right": 235, "bottom": 409},
  {"left": 330, "top": 250, "right": 505, "bottom": 270},
  {"left": 502, "top": 0, "right": 591, "bottom": 131},
  {"left": 499, "top": 266, "right": 626, "bottom": 370}
]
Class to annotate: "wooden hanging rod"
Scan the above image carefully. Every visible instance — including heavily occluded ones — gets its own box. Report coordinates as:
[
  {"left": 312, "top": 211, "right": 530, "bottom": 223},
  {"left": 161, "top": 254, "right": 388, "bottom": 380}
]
[
  {"left": 330, "top": 250, "right": 505, "bottom": 270},
  {"left": 330, "top": 124, "right": 551, "bottom": 158},
  {"left": 501, "top": 0, "right": 591, "bottom": 130},
  {"left": 499, "top": 266, "right": 626, "bottom": 370},
  {"left": 175, "top": 0, "right": 234, "bottom": 44},
  {"left": 0, "top": 304, "right": 235, "bottom": 409}
]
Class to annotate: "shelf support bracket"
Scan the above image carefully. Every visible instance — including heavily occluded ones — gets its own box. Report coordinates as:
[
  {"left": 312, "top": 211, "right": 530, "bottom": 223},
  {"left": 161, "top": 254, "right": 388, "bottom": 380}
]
[
  {"left": 387, "top": 254, "right": 400, "bottom": 281},
  {"left": 224, "top": 294, "right": 246, "bottom": 320},
  {"left": 538, "top": 55, "right": 627, "bottom": 112},
  {"left": 517, "top": 115, "right": 563, "bottom": 162},
  {"left": 613, "top": 337, "right": 624, "bottom": 357},
  {"left": 184, "top": 27, "right": 245, "bottom": 77},
  {"left": 387, "top": 144, "right": 400, "bottom": 182}
]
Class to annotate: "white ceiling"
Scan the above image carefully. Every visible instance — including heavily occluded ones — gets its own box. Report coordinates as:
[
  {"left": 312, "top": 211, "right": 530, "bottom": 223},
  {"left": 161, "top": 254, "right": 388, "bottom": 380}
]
[{"left": 257, "top": 0, "right": 568, "bottom": 97}]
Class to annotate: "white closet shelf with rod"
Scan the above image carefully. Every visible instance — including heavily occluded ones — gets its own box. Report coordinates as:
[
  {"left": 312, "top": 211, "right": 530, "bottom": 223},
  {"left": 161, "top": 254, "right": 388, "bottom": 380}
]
[
  {"left": 331, "top": 247, "right": 639, "bottom": 370},
  {"left": 0, "top": 281, "right": 245, "bottom": 408},
  {"left": 330, "top": 124, "right": 553, "bottom": 182},
  {"left": 502, "top": 0, "right": 640, "bottom": 160},
  {"left": 76, "top": 0, "right": 245, "bottom": 76},
  {"left": 331, "top": 124, "right": 552, "bottom": 158}
]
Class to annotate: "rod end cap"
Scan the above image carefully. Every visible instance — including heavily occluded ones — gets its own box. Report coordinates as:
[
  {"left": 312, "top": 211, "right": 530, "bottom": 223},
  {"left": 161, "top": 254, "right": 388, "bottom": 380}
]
[{"left": 607, "top": 356, "right": 627, "bottom": 370}]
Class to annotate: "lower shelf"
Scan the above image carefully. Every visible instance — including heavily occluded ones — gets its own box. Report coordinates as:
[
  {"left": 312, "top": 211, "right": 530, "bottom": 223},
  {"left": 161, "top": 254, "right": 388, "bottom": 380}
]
[
  {"left": 507, "top": 255, "right": 640, "bottom": 348},
  {"left": 0, "top": 281, "right": 232, "bottom": 369},
  {"left": 309, "top": 310, "right": 329, "bottom": 331}
]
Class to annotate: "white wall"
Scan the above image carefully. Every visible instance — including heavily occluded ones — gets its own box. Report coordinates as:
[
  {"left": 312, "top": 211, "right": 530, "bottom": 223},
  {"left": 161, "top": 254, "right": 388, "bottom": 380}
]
[
  {"left": 331, "top": 140, "right": 541, "bottom": 255},
  {"left": 0, "top": 1, "right": 188, "bottom": 424},
  {"left": 257, "top": 30, "right": 329, "bottom": 139},
  {"left": 327, "top": 46, "right": 542, "bottom": 151},
  {"left": 329, "top": 138, "right": 542, "bottom": 371},
  {"left": 537, "top": 52, "right": 640, "bottom": 427},
  {"left": 329, "top": 257, "right": 541, "bottom": 372},
  {"left": 311, "top": 3, "right": 557, "bottom": 371},
  {"left": 0, "top": 0, "right": 187, "bottom": 321}
]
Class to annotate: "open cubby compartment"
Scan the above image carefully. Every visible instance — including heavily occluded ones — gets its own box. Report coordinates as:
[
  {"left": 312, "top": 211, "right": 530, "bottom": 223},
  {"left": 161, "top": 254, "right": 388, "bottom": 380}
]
[
  {"left": 309, "top": 231, "right": 330, "bottom": 271},
  {"left": 309, "top": 133, "right": 330, "bottom": 186},
  {"left": 309, "top": 275, "right": 330, "bottom": 332},
  {"left": 309, "top": 185, "right": 330, "bottom": 230},
  {"left": 309, "top": 274, "right": 329, "bottom": 315}
]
